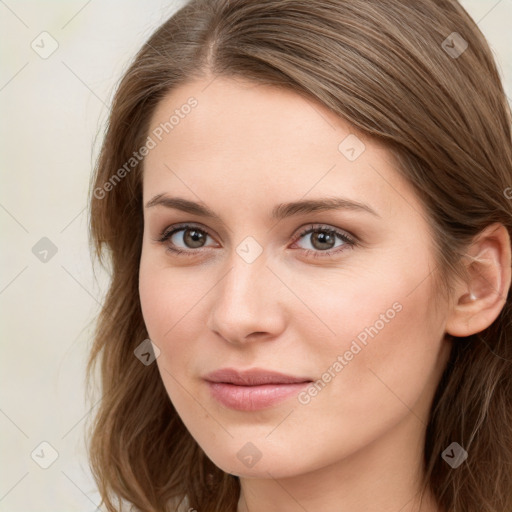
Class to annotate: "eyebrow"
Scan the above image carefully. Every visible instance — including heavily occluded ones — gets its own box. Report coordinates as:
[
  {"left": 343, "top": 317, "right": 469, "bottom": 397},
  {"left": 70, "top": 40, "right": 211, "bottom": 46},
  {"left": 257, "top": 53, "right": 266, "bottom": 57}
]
[{"left": 145, "top": 194, "right": 381, "bottom": 220}]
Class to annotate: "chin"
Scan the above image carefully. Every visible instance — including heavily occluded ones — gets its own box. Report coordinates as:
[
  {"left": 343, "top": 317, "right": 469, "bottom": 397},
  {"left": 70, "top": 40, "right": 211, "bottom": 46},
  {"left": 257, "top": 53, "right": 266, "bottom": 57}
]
[{"left": 202, "top": 444, "right": 309, "bottom": 480}]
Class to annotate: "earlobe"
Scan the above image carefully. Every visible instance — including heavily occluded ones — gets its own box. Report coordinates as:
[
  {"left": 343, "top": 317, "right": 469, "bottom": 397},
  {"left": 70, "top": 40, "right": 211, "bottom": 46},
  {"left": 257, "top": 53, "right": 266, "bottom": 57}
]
[{"left": 445, "top": 223, "right": 511, "bottom": 338}]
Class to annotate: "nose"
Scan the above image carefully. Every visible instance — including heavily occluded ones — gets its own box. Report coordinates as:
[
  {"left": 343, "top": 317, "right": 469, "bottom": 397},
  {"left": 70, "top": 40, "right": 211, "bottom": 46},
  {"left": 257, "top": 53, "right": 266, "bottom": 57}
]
[{"left": 206, "top": 254, "right": 287, "bottom": 346}]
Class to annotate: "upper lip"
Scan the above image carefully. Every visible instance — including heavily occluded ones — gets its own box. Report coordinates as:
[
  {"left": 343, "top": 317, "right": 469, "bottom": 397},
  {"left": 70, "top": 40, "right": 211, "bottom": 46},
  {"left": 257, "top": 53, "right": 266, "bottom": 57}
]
[{"left": 204, "top": 368, "right": 313, "bottom": 386}]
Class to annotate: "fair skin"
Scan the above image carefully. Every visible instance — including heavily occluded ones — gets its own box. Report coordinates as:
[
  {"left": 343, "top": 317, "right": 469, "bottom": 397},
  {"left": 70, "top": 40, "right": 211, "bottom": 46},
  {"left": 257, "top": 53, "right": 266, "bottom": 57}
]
[{"left": 138, "top": 75, "right": 511, "bottom": 512}]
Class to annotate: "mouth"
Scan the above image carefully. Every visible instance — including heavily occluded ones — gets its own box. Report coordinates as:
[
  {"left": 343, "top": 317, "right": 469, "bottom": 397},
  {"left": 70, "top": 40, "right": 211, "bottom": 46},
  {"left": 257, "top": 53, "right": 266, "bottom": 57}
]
[{"left": 203, "top": 367, "right": 313, "bottom": 411}]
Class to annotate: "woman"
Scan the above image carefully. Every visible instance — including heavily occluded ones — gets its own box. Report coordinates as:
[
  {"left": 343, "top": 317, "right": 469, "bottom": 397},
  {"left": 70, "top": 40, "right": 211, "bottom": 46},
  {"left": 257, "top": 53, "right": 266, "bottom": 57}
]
[{"left": 87, "top": 1, "right": 512, "bottom": 510}]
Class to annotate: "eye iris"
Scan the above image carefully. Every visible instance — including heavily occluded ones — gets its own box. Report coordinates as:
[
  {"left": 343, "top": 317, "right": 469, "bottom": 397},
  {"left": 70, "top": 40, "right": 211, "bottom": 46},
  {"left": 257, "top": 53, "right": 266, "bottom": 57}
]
[
  {"left": 311, "top": 230, "right": 336, "bottom": 250},
  {"left": 184, "top": 229, "right": 206, "bottom": 248}
]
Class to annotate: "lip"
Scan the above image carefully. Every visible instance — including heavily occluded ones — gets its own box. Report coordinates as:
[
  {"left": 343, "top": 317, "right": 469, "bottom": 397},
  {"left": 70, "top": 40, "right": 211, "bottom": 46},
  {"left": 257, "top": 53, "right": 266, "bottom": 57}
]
[{"left": 204, "top": 368, "right": 313, "bottom": 411}]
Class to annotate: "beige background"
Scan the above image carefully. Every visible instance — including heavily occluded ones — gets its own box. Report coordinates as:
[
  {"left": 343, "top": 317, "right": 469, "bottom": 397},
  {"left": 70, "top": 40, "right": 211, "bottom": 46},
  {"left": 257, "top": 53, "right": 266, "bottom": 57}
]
[{"left": 0, "top": 1, "right": 510, "bottom": 510}]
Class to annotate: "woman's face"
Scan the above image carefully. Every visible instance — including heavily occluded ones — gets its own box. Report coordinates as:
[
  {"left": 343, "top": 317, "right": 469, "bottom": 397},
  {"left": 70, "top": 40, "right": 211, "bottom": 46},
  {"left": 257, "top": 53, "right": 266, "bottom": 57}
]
[{"left": 139, "top": 76, "right": 452, "bottom": 479}]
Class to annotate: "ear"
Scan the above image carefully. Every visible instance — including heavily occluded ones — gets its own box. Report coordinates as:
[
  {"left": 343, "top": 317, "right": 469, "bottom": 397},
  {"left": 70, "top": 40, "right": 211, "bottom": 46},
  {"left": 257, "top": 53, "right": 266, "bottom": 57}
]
[{"left": 445, "top": 222, "right": 511, "bottom": 337}]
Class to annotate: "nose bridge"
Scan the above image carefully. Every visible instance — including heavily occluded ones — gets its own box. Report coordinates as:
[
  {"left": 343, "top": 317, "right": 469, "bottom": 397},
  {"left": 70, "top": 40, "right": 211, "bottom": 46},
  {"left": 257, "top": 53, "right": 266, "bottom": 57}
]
[
  {"left": 218, "top": 249, "right": 270, "bottom": 317},
  {"left": 207, "top": 248, "right": 283, "bottom": 343}
]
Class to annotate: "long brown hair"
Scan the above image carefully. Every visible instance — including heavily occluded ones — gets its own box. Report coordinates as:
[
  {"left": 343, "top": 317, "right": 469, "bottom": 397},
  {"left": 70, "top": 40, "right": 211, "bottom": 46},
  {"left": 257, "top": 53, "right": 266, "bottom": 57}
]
[{"left": 86, "top": 1, "right": 512, "bottom": 510}]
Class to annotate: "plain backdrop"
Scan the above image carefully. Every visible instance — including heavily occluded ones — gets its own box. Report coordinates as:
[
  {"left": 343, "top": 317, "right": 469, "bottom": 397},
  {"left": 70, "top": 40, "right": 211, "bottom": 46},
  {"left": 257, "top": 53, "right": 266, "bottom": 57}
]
[{"left": 0, "top": 1, "right": 511, "bottom": 510}]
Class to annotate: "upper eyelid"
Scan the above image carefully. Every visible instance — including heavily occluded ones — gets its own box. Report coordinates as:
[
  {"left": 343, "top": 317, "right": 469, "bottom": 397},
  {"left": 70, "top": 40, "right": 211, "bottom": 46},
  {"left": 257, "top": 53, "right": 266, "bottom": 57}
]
[{"left": 160, "top": 222, "right": 215, "bottom": 241}]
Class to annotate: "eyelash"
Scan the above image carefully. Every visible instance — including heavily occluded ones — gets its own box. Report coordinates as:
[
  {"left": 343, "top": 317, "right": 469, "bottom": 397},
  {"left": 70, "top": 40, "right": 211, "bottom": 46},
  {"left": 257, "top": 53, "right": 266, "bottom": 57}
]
[{"left": 155, "top": 223, "right": 356, "bottom": 259}]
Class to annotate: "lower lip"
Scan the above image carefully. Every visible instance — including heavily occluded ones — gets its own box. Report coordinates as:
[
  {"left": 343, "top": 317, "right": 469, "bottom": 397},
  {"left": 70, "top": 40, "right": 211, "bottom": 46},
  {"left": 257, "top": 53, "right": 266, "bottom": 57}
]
[{"left": 206, "top": 381, "right": 311, "bottom": 411}]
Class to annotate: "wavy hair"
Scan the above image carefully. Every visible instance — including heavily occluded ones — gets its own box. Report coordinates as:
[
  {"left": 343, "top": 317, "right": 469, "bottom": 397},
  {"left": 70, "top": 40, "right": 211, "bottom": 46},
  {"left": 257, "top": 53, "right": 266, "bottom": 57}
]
[{"left": 86, "top": 1, "right": 512, "bottom": 510}]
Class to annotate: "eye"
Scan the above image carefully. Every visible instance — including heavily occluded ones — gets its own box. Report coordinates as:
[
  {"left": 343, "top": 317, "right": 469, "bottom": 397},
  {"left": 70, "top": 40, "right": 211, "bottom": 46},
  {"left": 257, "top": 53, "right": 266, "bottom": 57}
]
[
  {"left": 154, "top": 223, "right": 356, "bottom": 259},
  {"left": 155, "top": 223, "right": 216, "bottom": 256},
  {"left": 291, "top": 224, "right": 356, "bottom": 259}
]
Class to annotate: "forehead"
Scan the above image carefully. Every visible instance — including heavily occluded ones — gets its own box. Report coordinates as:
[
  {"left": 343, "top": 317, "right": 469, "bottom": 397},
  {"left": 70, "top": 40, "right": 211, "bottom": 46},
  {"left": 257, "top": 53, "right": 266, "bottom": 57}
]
[{"left": 143, "top": 77, "right": 418, "bottom": 223}]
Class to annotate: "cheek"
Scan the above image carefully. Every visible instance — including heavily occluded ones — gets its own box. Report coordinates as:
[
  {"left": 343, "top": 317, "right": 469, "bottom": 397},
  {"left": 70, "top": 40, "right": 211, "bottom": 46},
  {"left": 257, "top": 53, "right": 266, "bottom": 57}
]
[
  {"left": 279, "top": 279, "right": 446, "bottom": 474},
  {"left": 138, "top": 259, "right": 201, "bottom": 412},
  {"left": 298, "top": 252, "right": 444, "bottom": 401},
  {"left": 316, "top": 275, "right": 445, "bottom": 424},
  {"left": 139, "top": 264, "right": 168, "bottom": 341},
  {"left": 138, "top": 253, "right": 199, "bottom": 342},
  {"left": 138, "top": 255, "right": 212, "bottom": 387}
]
